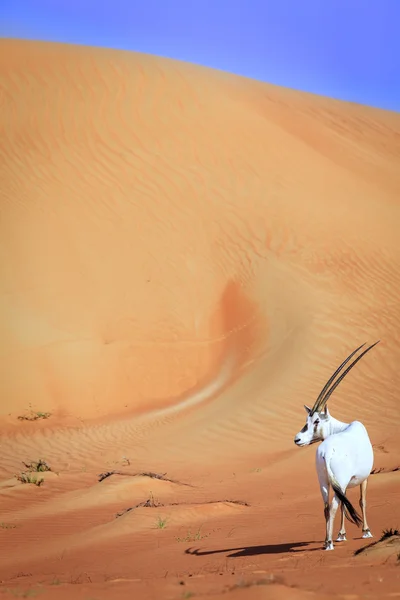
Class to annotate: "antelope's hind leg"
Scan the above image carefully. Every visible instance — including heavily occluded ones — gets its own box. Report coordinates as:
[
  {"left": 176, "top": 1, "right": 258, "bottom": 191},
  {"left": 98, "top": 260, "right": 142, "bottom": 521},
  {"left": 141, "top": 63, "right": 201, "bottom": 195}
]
[
  {"left": 324, "top": 501, "right": 333, "bottom": 550},
  {"left": 336, "top": 502, "right": 347, "bottom": 542},
  {"left": 360, "top": 479, "right": 373, "bottom": 538},
  {"left": 320, "top": 484, "right": 335, "bottom": 551},
  {"left": 325, "top": 492, "right": 340, "bottom": 551}
]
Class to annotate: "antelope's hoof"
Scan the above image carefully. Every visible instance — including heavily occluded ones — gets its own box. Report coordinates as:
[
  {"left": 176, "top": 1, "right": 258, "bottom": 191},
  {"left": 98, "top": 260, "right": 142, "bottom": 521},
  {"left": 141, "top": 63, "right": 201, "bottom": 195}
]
[
  {"left": 324, "top": 541, "right": 334, "bottom": 551},
  {"left": 336, "top": 533, "right": 347, "bottom": 542},
  {"left": 362, "top": 529, "right": 373, "bottom": 539}
]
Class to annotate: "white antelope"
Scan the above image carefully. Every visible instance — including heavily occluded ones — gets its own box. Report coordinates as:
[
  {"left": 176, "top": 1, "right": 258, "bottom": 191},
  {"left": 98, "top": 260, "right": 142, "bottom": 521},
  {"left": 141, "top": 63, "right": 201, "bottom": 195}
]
[{"left": 294, "top": 341, "right": 379, "bottom": 551}]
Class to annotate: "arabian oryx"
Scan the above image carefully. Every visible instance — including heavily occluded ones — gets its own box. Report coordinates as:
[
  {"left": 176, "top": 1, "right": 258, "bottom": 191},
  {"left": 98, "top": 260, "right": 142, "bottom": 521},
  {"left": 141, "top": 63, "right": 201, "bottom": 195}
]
[{"left": 294, "top": 341, "right": 380, "bottom": 551}]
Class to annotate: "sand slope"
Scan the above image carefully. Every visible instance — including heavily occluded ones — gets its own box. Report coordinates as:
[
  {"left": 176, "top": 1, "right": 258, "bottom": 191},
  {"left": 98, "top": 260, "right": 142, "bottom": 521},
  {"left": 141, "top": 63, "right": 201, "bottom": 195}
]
[{"left": 0, "top": 39, "right": 400, "bottom": 599}]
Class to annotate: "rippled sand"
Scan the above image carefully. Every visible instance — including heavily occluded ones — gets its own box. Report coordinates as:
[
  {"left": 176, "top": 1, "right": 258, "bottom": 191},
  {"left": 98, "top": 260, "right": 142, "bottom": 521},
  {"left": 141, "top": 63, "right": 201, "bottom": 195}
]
[{"left": 1, "top": 39, "right": 399, "bottom": 599}]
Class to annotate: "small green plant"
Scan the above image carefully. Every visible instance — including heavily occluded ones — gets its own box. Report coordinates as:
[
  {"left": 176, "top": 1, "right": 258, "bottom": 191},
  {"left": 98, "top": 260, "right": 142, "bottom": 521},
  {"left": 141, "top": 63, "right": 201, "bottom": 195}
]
[
  {"left": 182, "top": 592, "right": 194, "bottom": 599},
  {"left": 175, "top": 527, "right": 209, "bottom": 543},
  {"left": 156, "top": 516, "right": 168, "bottom": 529},
  {"left": 0, "top": 522, "right": 17, "bottom": 529},
  {"left": 250, "top": 467, "right": 262, "bottom": 473},
  {"left": 380, "top": 528, "right": 399, "bottom": 540},
  {"left": 18, "top": 409, "right": 51, "bottom": 421},
  {"left": 16, "top": 472, "right": 44, "bottom": 486},
  {"left": 22, "top": 459, "right": 51, "bottom": 472}
]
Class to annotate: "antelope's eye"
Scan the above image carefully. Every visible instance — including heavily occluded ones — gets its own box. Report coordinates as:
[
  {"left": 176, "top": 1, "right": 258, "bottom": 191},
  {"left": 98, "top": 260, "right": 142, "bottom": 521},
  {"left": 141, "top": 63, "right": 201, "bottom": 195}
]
[{"left": 314, "top": 419, "right": 320, "bottom": 426}]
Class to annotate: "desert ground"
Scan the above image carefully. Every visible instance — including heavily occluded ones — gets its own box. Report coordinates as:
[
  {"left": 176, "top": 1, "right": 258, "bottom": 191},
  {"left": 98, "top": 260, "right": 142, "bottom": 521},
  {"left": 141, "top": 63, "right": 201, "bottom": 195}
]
[{"left": 0, "top": 39, "right": 400, "bottom": 600}]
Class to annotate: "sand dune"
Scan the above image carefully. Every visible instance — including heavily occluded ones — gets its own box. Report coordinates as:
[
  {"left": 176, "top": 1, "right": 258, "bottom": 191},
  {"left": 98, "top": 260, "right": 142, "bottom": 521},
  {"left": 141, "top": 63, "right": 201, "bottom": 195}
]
[
  {"left": 355, "top": 528, "right": 400, "bottom": 564},
  {"left": 0, "top": 38, "right": 400, "bottom": 599}
]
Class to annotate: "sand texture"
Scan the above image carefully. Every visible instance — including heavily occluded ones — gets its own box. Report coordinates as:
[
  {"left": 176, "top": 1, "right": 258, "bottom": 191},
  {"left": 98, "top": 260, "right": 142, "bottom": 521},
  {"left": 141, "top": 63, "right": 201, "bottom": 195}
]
[{"left": 1, "top": 39, "right": 400, "bottom": 599}]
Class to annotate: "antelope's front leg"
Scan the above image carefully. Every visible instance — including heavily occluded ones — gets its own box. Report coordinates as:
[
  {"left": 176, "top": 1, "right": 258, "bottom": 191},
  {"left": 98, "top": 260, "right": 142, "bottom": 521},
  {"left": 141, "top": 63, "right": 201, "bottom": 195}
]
[{"left": 336, "top": 502, "right": 347, "bottom": 541}]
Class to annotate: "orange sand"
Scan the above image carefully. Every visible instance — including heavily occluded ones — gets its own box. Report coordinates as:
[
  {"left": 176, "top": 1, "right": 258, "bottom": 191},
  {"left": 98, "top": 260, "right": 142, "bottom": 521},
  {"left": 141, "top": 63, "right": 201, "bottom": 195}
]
[{"left": 0, "top": 38, "right": 400, "bottom": 599}]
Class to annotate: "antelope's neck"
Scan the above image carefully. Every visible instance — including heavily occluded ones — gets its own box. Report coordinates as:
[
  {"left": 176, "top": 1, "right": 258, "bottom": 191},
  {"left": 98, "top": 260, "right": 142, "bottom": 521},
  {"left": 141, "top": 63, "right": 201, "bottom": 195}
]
[{"left": 327, "top": 417, "right": 349, "bottom": 437}]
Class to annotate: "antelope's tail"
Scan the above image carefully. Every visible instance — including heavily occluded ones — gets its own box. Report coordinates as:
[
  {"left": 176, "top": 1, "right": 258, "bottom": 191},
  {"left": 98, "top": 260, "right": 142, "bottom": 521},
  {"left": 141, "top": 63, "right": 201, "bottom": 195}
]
[{"left": 325, "top": 458, "right": 362, "bottom": 527}]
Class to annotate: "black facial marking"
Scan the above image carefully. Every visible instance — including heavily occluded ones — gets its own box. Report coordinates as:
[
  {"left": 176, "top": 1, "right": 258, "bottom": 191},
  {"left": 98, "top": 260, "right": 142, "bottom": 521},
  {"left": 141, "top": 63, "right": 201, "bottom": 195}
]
[{"left": 300, "top": 424, "right": 308, "bottom": 433}]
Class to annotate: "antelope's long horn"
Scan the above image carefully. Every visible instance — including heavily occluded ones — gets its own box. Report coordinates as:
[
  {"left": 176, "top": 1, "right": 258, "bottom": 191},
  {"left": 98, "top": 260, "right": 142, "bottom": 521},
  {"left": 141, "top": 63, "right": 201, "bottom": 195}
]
[
  {"left": 310, "top": 343, "right": 365, "bottom": 415},
  {"left": 318, "top": 340, "right": 380, "bottom": 410}
]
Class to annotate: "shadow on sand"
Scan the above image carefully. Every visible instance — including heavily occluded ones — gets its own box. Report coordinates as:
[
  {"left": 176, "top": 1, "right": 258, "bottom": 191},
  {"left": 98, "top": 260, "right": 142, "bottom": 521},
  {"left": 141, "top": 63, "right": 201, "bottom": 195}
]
[{"left": 185, "top": 540, "right": 319, "bottom": 558}]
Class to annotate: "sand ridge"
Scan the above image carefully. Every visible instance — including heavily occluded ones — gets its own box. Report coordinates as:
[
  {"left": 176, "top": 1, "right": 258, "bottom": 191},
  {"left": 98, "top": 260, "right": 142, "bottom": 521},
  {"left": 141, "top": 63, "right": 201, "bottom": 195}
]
[{"left": 1, "top": 38, "right": 400, "bottom": 599}]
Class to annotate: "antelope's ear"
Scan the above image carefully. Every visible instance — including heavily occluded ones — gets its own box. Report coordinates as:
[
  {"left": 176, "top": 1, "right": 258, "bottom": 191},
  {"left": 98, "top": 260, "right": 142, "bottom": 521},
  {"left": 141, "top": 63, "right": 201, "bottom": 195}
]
[{"left": 304, "top": 405, "right": 311, "bottom": 415}]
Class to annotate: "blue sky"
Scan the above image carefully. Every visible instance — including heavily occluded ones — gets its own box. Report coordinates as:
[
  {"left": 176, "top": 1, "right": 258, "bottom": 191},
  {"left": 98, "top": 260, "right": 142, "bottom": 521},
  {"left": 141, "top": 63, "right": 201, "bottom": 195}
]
[{"left": 1, "top": 0, "right": 399, "bottom": 111}]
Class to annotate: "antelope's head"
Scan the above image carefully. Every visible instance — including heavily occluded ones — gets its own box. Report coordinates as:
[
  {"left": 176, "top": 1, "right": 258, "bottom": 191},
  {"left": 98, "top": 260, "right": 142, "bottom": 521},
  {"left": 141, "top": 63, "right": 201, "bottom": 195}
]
[
  {"left": 294, "top": 404, "right": 331, "bottom": 446},
  {"left": 294, "top": 341, "right": 380, "bottom": 447}
]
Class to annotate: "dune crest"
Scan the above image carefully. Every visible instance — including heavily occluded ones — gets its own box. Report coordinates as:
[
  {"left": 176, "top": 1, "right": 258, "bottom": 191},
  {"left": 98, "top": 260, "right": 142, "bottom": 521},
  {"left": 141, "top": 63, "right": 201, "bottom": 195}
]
[{"left": 1, "top": 39, "right": 399, "bottom": 428}]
